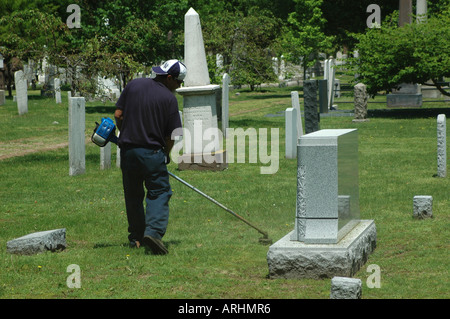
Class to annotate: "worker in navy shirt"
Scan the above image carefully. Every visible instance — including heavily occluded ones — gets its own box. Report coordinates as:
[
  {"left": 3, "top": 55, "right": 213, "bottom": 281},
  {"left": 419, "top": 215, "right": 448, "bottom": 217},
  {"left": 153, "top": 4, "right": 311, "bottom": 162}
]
[{"left": 114, "top": 59, "right": 186, "bottom": 255}]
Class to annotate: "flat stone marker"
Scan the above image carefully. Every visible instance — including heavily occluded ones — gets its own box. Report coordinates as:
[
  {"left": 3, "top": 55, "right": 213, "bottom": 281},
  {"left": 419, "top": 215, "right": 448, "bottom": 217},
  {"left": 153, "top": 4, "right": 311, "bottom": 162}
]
[
  {"left": 7, "top": 228, "right": 66, "bottom": 255},
  {"left": 330, "top": 277, "right": 362, "bottom": 299}
]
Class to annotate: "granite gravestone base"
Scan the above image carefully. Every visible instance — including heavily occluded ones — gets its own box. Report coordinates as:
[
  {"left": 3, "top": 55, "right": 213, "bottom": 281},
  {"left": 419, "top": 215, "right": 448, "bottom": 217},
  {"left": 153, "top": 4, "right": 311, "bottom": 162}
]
[{"left": 267, "top": 220, "right": 376, "bottom": 279}]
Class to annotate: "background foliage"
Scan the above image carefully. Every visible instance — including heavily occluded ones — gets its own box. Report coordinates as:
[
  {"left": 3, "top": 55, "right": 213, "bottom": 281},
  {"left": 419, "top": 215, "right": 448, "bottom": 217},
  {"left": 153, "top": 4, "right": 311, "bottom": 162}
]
[{"left": 0, "top": 0, "right": 449, "bottom": 95}]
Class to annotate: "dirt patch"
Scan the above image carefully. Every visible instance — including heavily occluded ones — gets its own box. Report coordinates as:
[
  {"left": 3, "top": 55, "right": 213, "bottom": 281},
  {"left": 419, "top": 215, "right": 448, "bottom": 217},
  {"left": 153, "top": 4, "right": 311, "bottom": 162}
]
[{"left": 0, "top": 136, "right": 91, "bottom": 161}]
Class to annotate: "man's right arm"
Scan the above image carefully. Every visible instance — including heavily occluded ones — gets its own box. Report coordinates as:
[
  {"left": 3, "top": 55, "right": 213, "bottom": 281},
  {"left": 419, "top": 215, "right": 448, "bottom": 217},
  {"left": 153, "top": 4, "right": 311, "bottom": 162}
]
[{"left": 114, "top": 108, "right": 123, "bottom": 131}]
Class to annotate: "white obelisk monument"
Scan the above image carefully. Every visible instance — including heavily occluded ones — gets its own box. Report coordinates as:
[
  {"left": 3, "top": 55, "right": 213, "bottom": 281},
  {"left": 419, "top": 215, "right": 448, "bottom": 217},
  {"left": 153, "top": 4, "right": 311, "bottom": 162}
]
[{"left": 177, "top": 8, "right": 226, "bottom": 171}]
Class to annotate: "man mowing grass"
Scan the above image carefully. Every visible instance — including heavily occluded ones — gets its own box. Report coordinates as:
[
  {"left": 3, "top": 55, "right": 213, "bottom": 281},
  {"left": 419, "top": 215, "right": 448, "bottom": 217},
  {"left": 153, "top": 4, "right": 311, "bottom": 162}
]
[{"left": 114, "top": 60, "right": 186, "bottom": 255}]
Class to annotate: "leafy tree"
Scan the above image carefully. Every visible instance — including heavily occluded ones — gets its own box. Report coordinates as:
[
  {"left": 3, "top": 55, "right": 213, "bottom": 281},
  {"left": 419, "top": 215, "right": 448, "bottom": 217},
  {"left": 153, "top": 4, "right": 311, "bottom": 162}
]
[
  {"left": 202, "top": 8, "right": 282, "bottom": 89},
  {"left": 280, "top": 0, "right": 334, "bottom": 80},
  {"left": 348, "top": 8, "right": 450, "bottom": 97}
]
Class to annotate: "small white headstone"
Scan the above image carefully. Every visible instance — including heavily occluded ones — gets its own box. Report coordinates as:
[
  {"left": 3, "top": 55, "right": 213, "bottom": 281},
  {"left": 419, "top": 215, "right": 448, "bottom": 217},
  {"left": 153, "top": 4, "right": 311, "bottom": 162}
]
[
  {"left": 14, "top": 70, "right": 28, "bottom": 115},
  {"left": 55, "top": 78, "right": 62, "bottom": 104},
  {"left": 69, "top": 97, "right": 86, "bottom": 176},
  {"left": 413, "top": 196, "right": 433, "bottom": 219}
]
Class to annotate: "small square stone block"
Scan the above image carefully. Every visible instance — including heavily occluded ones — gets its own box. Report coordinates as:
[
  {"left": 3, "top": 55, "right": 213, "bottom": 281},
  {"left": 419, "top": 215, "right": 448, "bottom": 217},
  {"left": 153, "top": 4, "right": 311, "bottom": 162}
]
[
  {"left": 330, "top": 277, "right": 362, "bottom": 299},
  {"left": 413, "top": 196, "right": 433, "bottom": 219}
]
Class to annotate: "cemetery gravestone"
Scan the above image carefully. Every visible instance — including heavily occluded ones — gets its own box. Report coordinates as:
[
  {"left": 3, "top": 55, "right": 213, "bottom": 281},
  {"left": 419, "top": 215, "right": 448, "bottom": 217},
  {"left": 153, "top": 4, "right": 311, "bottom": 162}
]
[
  {"left": 285, "top": 107, "right": 297, "bottom": 159},
  {"left": 0, "top": 89, "right": 5, "bottom": 105},
  {"left": 55, "top": 78, "right": 62, "bottom": 104},
  {"left": 100, "top": 142, "right": 111, "bottom": 170},
  {"left": 267, "top": 129, "right": 376, "bottom": 279},
  {"left": 15, "top": 70, "right": 28, "bottom": 115},
  {"left": 222, "top": 73, "right": 230, "bottom": 137},
  {"left": 318, "top": 80, "right": 328, "bottom": 114},
  {"left": 353, "top": 83, "right": 369, "bottom": 122},
  {"left": 437, "top": 114, "right": 447, "bottom": 178},
  {"left": 413, "top": 196, "right": 433, "bottom": 219},
  {"left": 176, "top": 8, "right": 226, "bottom": 171},
  {"left": 7, "top": 228, "right": 66, "bottom": 255},
  {"left": 303, "top": 80, "right": 319, "bottom": 134},
  {"left": 69, "top": 97, "right": 86, "bottom": 176},
  {"left": 291, "top": 91, "right": 304, "bottom": 138}
]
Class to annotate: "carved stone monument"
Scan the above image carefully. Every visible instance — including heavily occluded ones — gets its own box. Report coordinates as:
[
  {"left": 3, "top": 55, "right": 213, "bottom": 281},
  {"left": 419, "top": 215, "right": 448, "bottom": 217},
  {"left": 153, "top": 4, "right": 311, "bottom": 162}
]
[
  {"left": 176, "top": 8, "right": 226, "bottom": 171},
  {"left": 267, "top": 129, "right": 376, "bottom": 279}
]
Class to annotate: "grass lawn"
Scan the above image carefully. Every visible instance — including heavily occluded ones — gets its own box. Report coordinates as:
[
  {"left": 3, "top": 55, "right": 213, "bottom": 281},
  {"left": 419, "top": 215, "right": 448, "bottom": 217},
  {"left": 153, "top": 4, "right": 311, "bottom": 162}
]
[{"left": 0, "top": 80, "right": 449, "bottom": 300}]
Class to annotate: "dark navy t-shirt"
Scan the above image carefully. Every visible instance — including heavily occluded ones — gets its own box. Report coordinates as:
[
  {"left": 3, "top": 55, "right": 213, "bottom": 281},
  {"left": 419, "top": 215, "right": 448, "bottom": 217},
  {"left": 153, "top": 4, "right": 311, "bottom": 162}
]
[{"left": 116, "top": 78, "right": 182, "bottom": 149}]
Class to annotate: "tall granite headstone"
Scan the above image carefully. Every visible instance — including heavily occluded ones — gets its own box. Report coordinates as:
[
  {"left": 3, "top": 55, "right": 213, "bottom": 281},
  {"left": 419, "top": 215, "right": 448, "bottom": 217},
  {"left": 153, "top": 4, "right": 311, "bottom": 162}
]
[
  {"left": 303, "top": 80, "right": 319, "bottom": 134},
  {"left": 291, "top": 91, "right": 304, "bottom": 138},
  {"left": 267, "top": 129, "right": 376, "bottom": 279},
  {"left": 69, "top": 97, "right": 86, "bottom": 176}
]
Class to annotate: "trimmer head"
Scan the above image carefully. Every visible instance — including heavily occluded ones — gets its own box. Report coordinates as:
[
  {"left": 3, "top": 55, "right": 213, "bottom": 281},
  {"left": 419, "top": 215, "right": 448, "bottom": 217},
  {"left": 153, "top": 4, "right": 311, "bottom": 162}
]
[{"left": 258, "top": 235, "right": 273, "bottom": 245}]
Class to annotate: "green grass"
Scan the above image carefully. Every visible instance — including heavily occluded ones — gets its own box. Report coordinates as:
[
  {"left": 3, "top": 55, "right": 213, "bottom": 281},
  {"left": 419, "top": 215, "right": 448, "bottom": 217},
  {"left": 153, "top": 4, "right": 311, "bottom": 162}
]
[{"left": 0, "top": 84, "right": 449, "bottom": 299}]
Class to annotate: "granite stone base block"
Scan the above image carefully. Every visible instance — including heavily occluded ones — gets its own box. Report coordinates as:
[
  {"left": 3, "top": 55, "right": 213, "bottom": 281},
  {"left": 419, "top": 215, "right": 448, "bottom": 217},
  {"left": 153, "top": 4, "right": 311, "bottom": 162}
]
[
  {"left": 267, "top": 220, "right": 376, "bottom": 279},
  {"left": 330, "top": 277, "right": 362, "bottom": 299}
]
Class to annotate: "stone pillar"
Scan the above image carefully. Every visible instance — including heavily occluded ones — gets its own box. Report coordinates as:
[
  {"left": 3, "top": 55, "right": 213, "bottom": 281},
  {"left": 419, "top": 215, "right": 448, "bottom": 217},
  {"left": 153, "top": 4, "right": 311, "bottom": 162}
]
[
  {"left": 14, "top": 70, "right": 28, "bottom": 115},
  {"left": 437, "top": 114, "right": 447, "bottom": 177},
  {"left": 100, "top": 142, "right": 111, "bottom": 170},
  {"left": 353, "top": 83, "right": 369, "bottom": 122},
  {"left": 222, "top": 73, "right": 230, "bottom": 137},
  {"left": 291, "top": 91, "right": 304, "bottom": 137},
  {"left": 327, "top": 57, "right": 336, "bottom": 109},
  {"left": 69, "top": 97, "right": 86, "bottom": 176},
  {"left": 54, "top": 78, "right": 62, "bottom": 104}
]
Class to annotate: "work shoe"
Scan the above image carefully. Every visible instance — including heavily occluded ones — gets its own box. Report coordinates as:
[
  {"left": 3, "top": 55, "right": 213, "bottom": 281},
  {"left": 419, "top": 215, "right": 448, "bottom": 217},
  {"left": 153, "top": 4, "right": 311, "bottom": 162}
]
[
  {"left": 143, "top": 235, "right": 168, "bottom": 255},
  {"left": 129, "top": 240, "right": 141, "bottom": 249}
]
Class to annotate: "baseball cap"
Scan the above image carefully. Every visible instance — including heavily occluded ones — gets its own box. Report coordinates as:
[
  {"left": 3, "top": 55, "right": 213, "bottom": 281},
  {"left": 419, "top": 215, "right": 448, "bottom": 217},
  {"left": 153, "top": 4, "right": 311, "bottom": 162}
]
[{"left": 152, "top": 59, "right": 187, "bottom": 81}]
